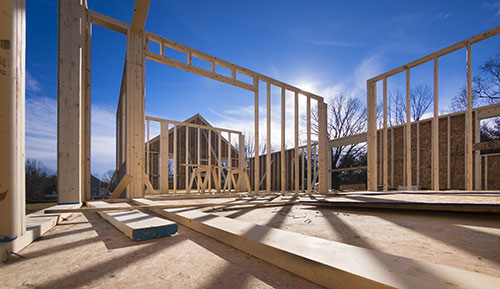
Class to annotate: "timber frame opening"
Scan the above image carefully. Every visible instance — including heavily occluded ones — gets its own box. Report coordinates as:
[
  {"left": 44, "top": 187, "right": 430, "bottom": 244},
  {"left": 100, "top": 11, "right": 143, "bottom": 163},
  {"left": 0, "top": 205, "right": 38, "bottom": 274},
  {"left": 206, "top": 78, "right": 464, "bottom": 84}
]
[
  {"left": 58, "top": 0, "right": 330, "bottom": 203},
  {"left": 366, "top": 26, "right": 500, "bottom": 192}
]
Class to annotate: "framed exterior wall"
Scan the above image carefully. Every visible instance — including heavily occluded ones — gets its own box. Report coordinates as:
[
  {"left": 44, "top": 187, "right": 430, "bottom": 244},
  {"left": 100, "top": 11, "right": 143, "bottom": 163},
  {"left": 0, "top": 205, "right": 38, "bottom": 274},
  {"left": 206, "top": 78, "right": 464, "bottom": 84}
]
[
  {"left": 366, "top": 25, "right": 500, "bottom": 191},
  {"left": 144, "top": 114, "right": 240, "bottom": 192},
  {"left": 84, "top": 4, "right": 329, "bottom": 198}
]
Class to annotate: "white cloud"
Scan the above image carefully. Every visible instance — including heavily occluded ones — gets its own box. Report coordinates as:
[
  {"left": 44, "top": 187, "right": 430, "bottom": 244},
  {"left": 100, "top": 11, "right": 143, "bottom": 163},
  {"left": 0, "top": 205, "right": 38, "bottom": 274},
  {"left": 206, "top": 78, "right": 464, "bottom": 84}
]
[
  {"left": 26, "top": 71, "right": 41, "bottom": 93},
  {"left": 484, "top": 1, "right": 500, "bottom": 16},
  {"left": 433, "top": 12, "right": 452, "bottom": 21},
  {"left": 26, "top": 96, "right": 117, "bottom": 175}
]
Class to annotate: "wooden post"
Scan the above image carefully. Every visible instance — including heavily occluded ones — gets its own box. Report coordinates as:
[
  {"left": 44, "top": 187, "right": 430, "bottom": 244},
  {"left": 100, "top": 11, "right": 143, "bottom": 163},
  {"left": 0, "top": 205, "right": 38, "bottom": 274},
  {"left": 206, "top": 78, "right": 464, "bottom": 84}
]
[
  {"left": 307, "top": 97, "right": 311, "bottom": 194},
  {"left": 173, "top": 124, "right": 177, "bottom": 192},
  {"left": 185, "top": 126, "right": 189, "bottom": 190},
  {"left": 281, "top": 87, "right": 286, "bottom": 193},
  {"left": 146, "top": 120, "right": 150, "bottom": 178},
  {"left": 294, "top": 91, "right": 299, "bottom": 193},
  {"left": 208, "top": 129, "right": 212, "bottom": 192},
  {"left": 83, "top": 10, "right": 92, "bottom": 202},
  {"left": 0, "top": 0, "right": 26, "bottom": 241},
  {"left": 57, "top": 0, "right": 87, "bottom": 204},
  {"left": 266, "top": 82, "right": 271, "bottom": 194},
  {"left": 433, "top": 58, "right": 439, "bottom": 190},
  {"left": 228, "top": 132, "right": 232, "bottom": 192},
  {"left": 124, "top": 31, "right": 146, "bottom": 198},
  {"left": 218, "top": 131, "right": 222, "bottom": 192},
  {"left": 416, "top": 122, "right": 420, "bottom": 186},
  {"left": 254, "top": 78, "right": 260, "bottom": 194},
  {"left": 474, "top": 112, "right": 481, "bottom": 190},
  {"left": 239, "top": 133, "right": 245, "bottom": 191},
  {"left": 160, "top": 122, "right": 169, "bottom": 193},
  {"left": 466, "top": 43, "right": 473, "bottom": 191},
  {"left": 447, "top": 115, "right": 451, "bottom": 189},
  {"left": 318, "top": 102, "right": 328, "bottom": 193},
  {"left": 391, "top": 128, "right": 394, "bottom": 186},
  {"left": 197, "top": 127, "right": 201, "bottom": 191},
  {"left": 405, "top": 69, "right": 412, "bottom": 190},
  {"left": 383, "top": 77, "right": 388, "bottom": 191},
  {"left": 302, "top": 147, "right": 305, "bottom": 191},
  {"left": 367, "top": 80, "right": 378, "bottom": 191}
]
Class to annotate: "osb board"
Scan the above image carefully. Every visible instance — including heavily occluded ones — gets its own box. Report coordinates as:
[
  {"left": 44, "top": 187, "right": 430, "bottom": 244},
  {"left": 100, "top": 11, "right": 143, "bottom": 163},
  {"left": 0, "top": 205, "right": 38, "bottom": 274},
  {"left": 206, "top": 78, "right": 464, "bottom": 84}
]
[
  {"left": 0, "top": 213, "right": 321, "bottom": 289},
  {"left": 211, "top": 199, "right": 500, "bottom": 278},
  {"left": 485, "top": 154, "right": 500, "bottom": 189}
]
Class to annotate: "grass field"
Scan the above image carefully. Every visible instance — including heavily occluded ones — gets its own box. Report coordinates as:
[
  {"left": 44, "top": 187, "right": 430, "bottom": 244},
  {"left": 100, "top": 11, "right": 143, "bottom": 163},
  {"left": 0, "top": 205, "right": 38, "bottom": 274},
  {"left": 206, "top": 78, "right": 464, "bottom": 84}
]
[{"left": 26, "top": 202, "right": 57, "bottom": 214}]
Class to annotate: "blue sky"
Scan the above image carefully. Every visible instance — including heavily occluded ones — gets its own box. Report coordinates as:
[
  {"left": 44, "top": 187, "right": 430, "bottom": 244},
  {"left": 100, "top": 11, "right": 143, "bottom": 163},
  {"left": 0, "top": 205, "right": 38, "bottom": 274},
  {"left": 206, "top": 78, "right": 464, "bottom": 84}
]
[{"left": 26, "top": 0, "right": 500, "bottom": 176}]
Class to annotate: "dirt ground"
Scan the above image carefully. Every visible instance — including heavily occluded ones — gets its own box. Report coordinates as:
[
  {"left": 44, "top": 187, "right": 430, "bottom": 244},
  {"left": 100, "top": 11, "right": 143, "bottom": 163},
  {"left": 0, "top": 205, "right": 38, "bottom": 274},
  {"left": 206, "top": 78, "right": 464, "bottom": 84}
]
[{"left": 0, "top": 212, "right": 322, "bottom": 289}]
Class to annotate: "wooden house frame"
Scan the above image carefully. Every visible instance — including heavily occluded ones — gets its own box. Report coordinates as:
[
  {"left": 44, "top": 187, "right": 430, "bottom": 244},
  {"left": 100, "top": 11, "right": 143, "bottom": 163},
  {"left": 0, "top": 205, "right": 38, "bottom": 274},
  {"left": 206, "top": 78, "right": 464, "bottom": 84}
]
[
  {"left": 366, "top": 26, "right": 500, "bottom": 191},
  {"left": 55, "top": 0, "right": 329, "bottom": 203}
]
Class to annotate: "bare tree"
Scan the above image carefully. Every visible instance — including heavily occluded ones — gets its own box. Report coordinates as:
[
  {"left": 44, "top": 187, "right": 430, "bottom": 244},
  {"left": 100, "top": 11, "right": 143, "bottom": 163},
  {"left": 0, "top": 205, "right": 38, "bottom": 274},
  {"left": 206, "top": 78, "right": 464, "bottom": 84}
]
[
  {"left": 25, "top": 158, "right": 56, "bottom": 201},
  {"left": 475, "top": 49, "right": 500, "bottom": 101},
  {"left": 389, "top": 84, "right": 433, "bottom": 124},
  {"left": 451, "top": 49, "right": 500, "bottom": 112},
  {"left": 309, "top": 94, "right": 367, "bottom": 170},
  {"left": 450, "top": 88, "right": 481, "bottom": 112}
]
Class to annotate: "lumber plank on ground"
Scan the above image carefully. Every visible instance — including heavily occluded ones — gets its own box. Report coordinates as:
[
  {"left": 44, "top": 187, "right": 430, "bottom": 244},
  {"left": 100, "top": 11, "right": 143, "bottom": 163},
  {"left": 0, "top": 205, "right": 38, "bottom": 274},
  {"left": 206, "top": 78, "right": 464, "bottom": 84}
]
[
  {"left": 1, "top": 203, "right": 80, "bottom": 262},
  {"left": 46, "top": 199, "right": 500, "bottom": 214},
  {"left": 132, "top": 198, "right": 500, "bottom": 289},
  {"left": 87, "top": 201, "right": 177, "bottom": 241}
]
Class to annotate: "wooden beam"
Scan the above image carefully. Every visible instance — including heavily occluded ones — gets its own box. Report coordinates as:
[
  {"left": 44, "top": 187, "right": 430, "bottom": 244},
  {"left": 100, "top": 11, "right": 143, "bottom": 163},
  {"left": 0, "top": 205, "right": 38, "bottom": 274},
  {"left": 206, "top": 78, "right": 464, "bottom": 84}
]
[
  {"left": 87, "top": 9, "right": 129, "bottom": 34},
  {"left": 433, "top": 58, "right": 440, "bottom": 190},
  {"left": 466, "top": 43, "right": 473, "bottom": 191},
  {"left": 88, "top": 201, "right": 177, "bottom": 241},
  {"left": 132, "top": 198, "right": 500, "bottom": 289},
  {"left": 145, "top": 51, "right": 255, "bottom": 92},
  {"left": 473, "top": 139, "right": 500, "bottom": 151},
  {"left": 367, "top": 81, "right": 377, "bottom": 191},
  {"left": 131, "top": 0, "right": 150, "bottom": 32},
  {"left": 0, "top": 0, "right": 26, "bottom": 241},
  {"left": 368, "top": 25, "right": 500, "bottom": 82},
  {"left": 110, "top": 175, "right": 133, "bottom": 199},
  {"left": 145, "top": 116, "right": 242, "bottom": 134},
  {"left": 145, "top": 32, "right": 324, "bottom": 102},
  {"left": 406, "top": 69, "right": 412, "bottom": 190},
  {"left": 49, "top": 200, "right": 299, "bottom": 213}
]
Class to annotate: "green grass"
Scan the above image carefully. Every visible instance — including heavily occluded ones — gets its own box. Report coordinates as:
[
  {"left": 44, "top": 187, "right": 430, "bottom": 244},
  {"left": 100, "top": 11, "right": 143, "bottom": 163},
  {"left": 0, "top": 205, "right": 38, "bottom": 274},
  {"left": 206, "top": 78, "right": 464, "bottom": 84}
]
[{"left": 26, "top": 202, "right": 57, "bottom": 214}]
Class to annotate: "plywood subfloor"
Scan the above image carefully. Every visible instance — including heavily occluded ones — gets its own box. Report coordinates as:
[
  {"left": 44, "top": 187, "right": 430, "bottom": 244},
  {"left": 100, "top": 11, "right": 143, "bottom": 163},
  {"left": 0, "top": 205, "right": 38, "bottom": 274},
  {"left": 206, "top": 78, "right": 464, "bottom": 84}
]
[
  {"left": 0, "top": 212, "right": 321, "bottom": 289},
  {"left": 206, "top": 194, "right": 500, "bottom": 278}
]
